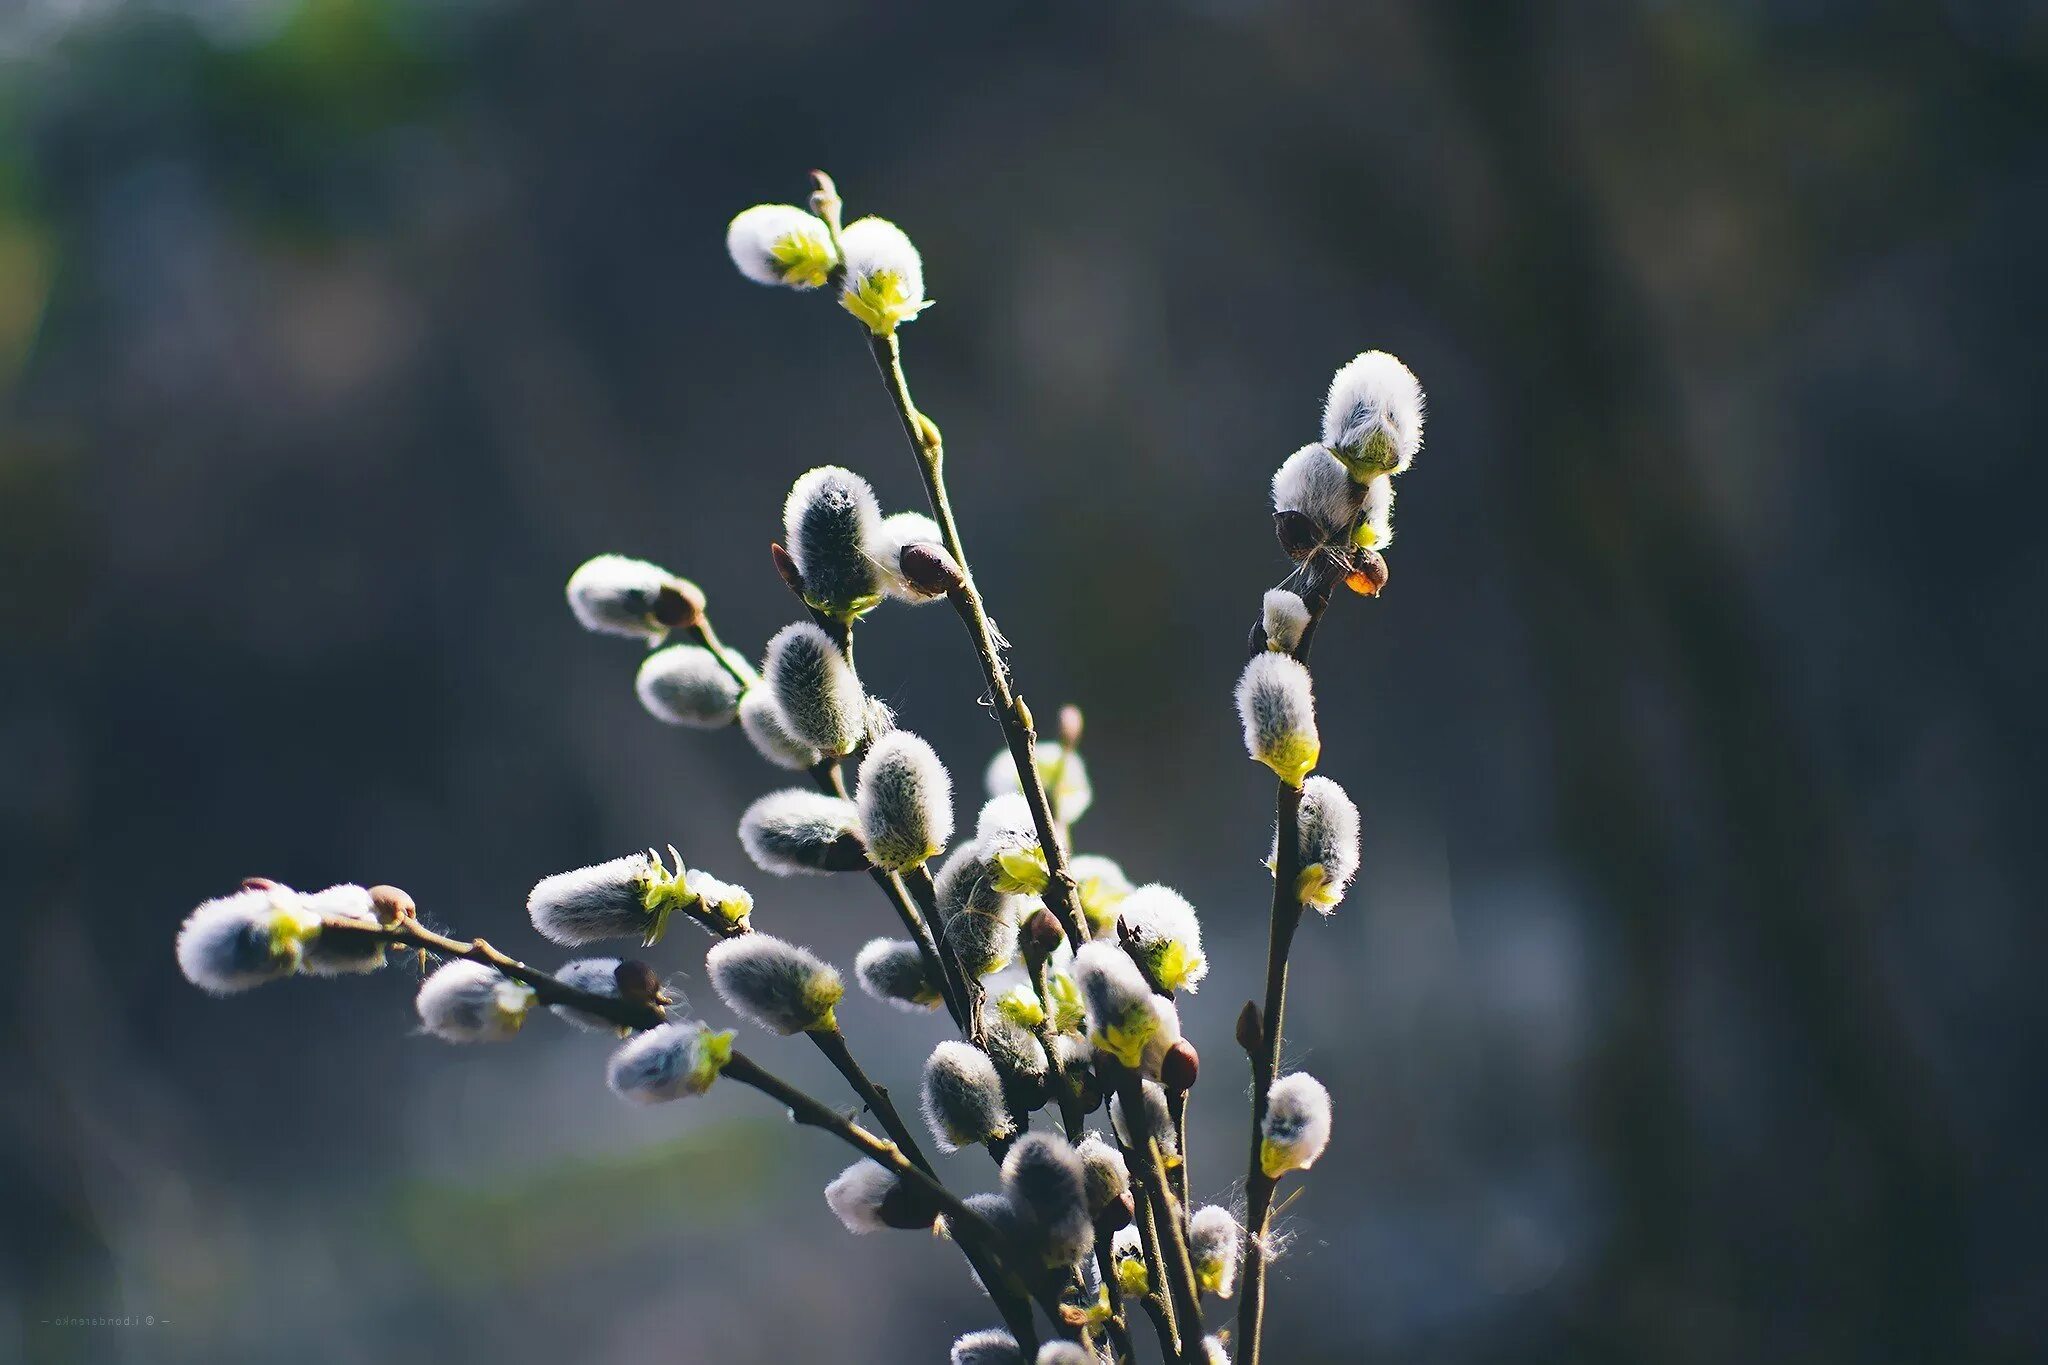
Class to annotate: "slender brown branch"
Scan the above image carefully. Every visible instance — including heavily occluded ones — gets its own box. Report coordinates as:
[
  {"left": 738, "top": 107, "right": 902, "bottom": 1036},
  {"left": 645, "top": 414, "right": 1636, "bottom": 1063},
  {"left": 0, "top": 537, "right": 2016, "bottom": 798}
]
[
  {"left": 687, "top": 615, "right": 755, "bottom": 692},
  {"left": 864, "top": 330, "right": 1090, "bottom": 949},
  {"left": 906, "top": 864, "right": 980, "bottom": 1043},
  {"left": 810, "top": 1027, "right": 936, "bottom": 1178},
  {"left": 1113, "top": 1070, "right": 1206, "bottom": 1361}
]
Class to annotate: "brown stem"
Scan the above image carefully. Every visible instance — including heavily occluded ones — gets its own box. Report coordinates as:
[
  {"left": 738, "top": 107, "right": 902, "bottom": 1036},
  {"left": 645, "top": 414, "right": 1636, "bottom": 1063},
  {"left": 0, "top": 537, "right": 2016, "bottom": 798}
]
[
  {"left": 1115, "top": 1071, "right": 1206, "bottom": 1361},
  {"left": 810, "top": 1028, "right": 937, "bottom": 1178}
]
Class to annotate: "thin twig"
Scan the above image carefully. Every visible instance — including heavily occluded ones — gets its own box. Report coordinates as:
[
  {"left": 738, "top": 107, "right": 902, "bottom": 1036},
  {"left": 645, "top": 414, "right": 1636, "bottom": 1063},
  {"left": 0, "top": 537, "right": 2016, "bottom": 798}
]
[
  {"left": 811, "top": 1027, "right": 938, "bottom": 1178},
  {"left": 1114, "top": 1070, "right": 1207, "bottom": 1361}
]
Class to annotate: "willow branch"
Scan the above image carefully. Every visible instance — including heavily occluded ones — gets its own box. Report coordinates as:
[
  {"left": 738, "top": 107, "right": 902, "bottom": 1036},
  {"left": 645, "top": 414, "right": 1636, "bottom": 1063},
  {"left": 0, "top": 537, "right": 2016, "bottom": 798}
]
[
  {"left": 1113, "top": 1070, "right": 1206, "bottom": 1361},
  {"left": 810, "top": 1027, "right": 937, "bottom": 1178}
]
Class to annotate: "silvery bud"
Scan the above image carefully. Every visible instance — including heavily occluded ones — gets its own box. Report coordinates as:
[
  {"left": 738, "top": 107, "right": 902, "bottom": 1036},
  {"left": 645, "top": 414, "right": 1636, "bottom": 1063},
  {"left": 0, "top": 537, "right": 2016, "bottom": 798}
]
[
  {"left": 824, "top": 1158, "right": 938, "bottom": 1234},
  {"left": 299, "top": 883, "right": 388, "bottom": 977},
  {"left": 1001, "top": 1132, "right": 1094, "bottom": 1268},
  {"left": 565, "top": 554, "right": 702, "bottom": 642},
  {"left": 176, "top": 883, "right": 322, "bottom": 993},
  {"left": 1271, "top": 443, "right": 1364, "bottom": 546},
  {"left": 726, "top": 203, "right": 836, "bottom": 289},
  {"left": 1069, "top": 854, "right": 1132, "bottom": 937},
  {"left": 935, "top": 840, "right": 1021, "bottom": 977},
  {"left": 839, "top": 216, "right": 931, "bottom": 336},
  {"left": 855, "top": 730, "right": 954, "bottom": 871},
  {"left": 1117, "top": 884, "right": 1208, "bottom": 994},
  {"left": 1190, "top": 1205, "right": 1242, "bottom": 1298},
  {"left": 854, "top": 937, "right": 943, "bottom": 1012},
  {"left": 921, "top": 1040, "right": 1015, "bottom": 1153},
  {"left": 1236, "top": 653, "right": 1320, "bottom": 787},
  {"left": 1037, "top": 1346, "right": 1094, "bottom": 1365},
  {"left": 783, "top": 466, "right": 885, "bottom": 621},
  {"left": 1198, "top": 1337, "right": 1232, "bottom": 1364},
  {"left": 416, "top": 960, "right": 537, "bottom": 1043},
  {"left": 1261, "top": 1072, "right": 1334, "bottom": 1177},
  {"left": 606, "top": 1020, "right": 734, "bottom": 1102},
  {"left": 871, "top": 511, "right": 951, "bottom": 603},
  {"left": 1262, "top": 589, "right": 1311, "bottom": 656},
  {"left": 635, "top": 644, "right": 743, "bottom": 728},
  {"left": 528, "top": 850, "right": 709, "bottom": 947},
  {"left": 1111, "top": 1225, "right": 1149, "bottom": 1296},
  {"left": 1076, "top": 1133, "right": 1130, "bottom": 1223},
  {"left": 764, "top": 621, "right": 867, "bottom": 756},
  {"left": 707, "top": 933, "right": 844, "bottom": 1035},
  {"left": 984, "top": 741, "right": 1093, "bottom": 826},
  {"left": 982, "top": 1010, "right": 1051, "bottom": 1111},
  {"left": 738, "top": 687, "right": 824, "bottom": 772},
  {"left": 1073, "top": 941, "right": 1165, "bottom": 1070},
  {"left": 1322, "top": 349, "right": 1424, "bottom": 480},
  {"left": 551, "top": 957, "right": 639, "bottom": 1032},
  {"left": 738, "top": 789, "right": 868, "bottom": 876},
  {"left": 977, "top": 793, "right": 1048, "bottom": 895},
  {"left": 1294, "top": 775, "right": 1361, "bottom": 911},
  {"left": 948, "top": 1329, "right": 1023, "bottom": 1365},
  {"left": 1110, "top": 1080, "right": 1178, "bottom": 1163}
]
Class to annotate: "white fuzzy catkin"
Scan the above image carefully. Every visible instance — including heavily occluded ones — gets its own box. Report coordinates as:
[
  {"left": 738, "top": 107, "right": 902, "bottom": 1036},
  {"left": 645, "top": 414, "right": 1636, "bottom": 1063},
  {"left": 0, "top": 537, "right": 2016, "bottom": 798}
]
[
  {"left": 1262, "top": 588, "right": 1311, "bottom": 655},
  {"left": 1037, "top": 1345, "right": 1094, "bottom": 1365},
  {"left": 1069, "top": 852, "right": 1133, "bottom": 936},
  {"left": 949, "top": 1329, "right": 1023, "bottom": 1365},
  {"left": 976, "top": 792, "right": 1048, "bottom": 894},
  {"left": 784, "top": 466, "right": 885, "bottom": 620},
  {"left": 1236, "top": 652, "right": 1320, "bottom": 787},
  {"left": 1261, "top": 1071, "right": 1334, "bottom": 1177},
  {"left": 737, "top": 687, "right": 824, "bottom": 772},
  {"left": 855, "top": 730, "right": 954, "bottom": 871},
  {"left": 1001, "top": 1133, "right": 1094, "bottom": 1268},
  {"left": 870, "top": 510, "right": 949, "bottom": 603},
  {"left": 635, "top": 644, "right": 743, "bottom": 728},
  {"left": 824, "top": 1159, "right": 913, "bottom": 1234},
  {"left": 606, "top": 1021, "right": 732, "bottom": 1102},
  {"left": 681, "top": 866, "right": 753, "bottom": 932},
  {"left": 1118, "top": 883, "right": 1208, "bottom": 994},
  {"left": 550, "top": 958, "right": 627, "bottom": 1032},
  {"left": 934, "top": 840, "right": 1020, "bottom": 977},
  {"left": 854, "top": 937, "right": 942, "bottom": 1012},
  {"left": 984, "top": 741, "right": 1093, "bottom": 826},
  {"left": 528, "top": 853, "right": 657, "bottom": 945},
  {"left": 176, "top": 884, "right": 321, "bottom": 993},
  {"left": 922, "top": 1040, "right": 1015, "bottom": 1153},
  {"left": 1190, "top": 1205, "right": 1243, "bottom": 1298},
  {"left": 725, "top": 203, "right": 836, "bottom": 289},
  {"left": 1295, "top": 774, "right": 1362, "bottom": 912},
  {"left": 1198, "top": 1336, "right": 1232, "bottom": 1365},
  {"left": 1073, "top": 941, "right": 1164, "bottom": 1069},
  {"left": 707, "top": 934, "right": 844, "bottom": 1035},
  {"left": 839, "top": 216, "right": 930, "bottom": 336},
  {"left": 415, "top": 960, "right": 536, "bottom": 1043},
  {"left": 565, "top": 554, "right": 694, "bottom": 642},
  {"left": 763, "top": 621, "right": 867, "bottom": 756},
  {"left": 1112, "top": 1224, "right": 1149, "bottom": 1296},
  {"left": 1271, "top": 443, "right": 1364, "bottom": 540},
  {"left": 1357, "top": 473, "right": 1395, "bottom": 550},
  {"left": 1322, "top": 350, "right": 1425, "bottom": 478},
  {"left": 1111, "top": 1080, "right": 1179, "bottom": 1161},
  {"left": 299, "top": 883, "right": 388, "bottom": 977},
  {"left": 738, "top": 789, "right": 867, "bottom": 876},
  {"left": 1077, "top": 1132, "right": 1129, "bottom": 1219}
]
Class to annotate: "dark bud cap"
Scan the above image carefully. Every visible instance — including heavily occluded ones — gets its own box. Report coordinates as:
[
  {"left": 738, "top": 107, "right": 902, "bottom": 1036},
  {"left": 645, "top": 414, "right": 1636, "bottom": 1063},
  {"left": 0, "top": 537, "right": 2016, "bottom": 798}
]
[
  {"left": 651, "top": 580, "right": 706, "bottom": 629},
  {"left": 368, "top": 884, "right": 415, "bottom": 925},
  {"left": 1236, "top": 1000, "right": 1263, "bottom": 1055},
  {"left": 1275, "top": 509, "right": 1323, "bottom": 562},
  {"left": 823, "top": 830, "right": 873, "bottom": 873},
  {"left": 240, "top": 876, "right": 280, "bottom": 892},
  {"left": 898, "top": 542, "right": 965, "bottom": 597},
  {"left": 613, "top": 959, "right": 665, "bottom": 1004},
  {"left": 877, "top": 1179, "right": 941, "bottom": 1231},
  {"left": 771, "top": 541, "right": 806, "bottom": 596},
  {"left": 1021, "top": 907, "right": 1065, "bottom": 964},
  {"left": 1098, "top": 1189, "right": 1136, "bottom": 1233},
  {"left": 1161, "top": 1040, "right": 1200, "bottom": 1093},
  {"left": 1344, "top": 547, "right": 1389, "bottom": 598}
]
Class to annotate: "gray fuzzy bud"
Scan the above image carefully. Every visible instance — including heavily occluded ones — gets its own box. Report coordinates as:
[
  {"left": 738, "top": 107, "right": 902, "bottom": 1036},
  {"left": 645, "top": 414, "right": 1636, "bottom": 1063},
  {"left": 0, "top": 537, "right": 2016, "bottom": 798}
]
[
  {"left": 176, "top": 884, "right": 320, "bottom": 993},
  {"left": 1118, "top": 883, "right": 1208, "bottom": 994},
  {"left": 1076, "top": 1133, "right": 1130, "bottom": 1219},
  {"left": 784, "top": 465, "right": 885, "bottom": 619},
  {"left": 871, "top": 510, "right": 949, "bottom": 603},
  {"left": 300, "top": 884, "right": 388, "bottom": 977},
  {"left": 738, "top": 789, "right": 868, "bottom": 876},
  {"left": 855, "top": 730, "right": 954, "bottom": 871},
  {"left": 1261, "top": 1072, "right": 1333, "bottom": 1177},
  {"left": 1236, "top": 652, "right": 1320, "bottom": 787},
  {"left": 635, "top": 644, "right": 743, "bottom": 728},
  {"left": 528, "top": 853, "right": 657, "bottom": 945},
  {"left": 1271, "top": 443, "right": 1364, "bottom": 541},
  {"left": 1111, "top": 1080, "right": 1178, "bottom": 1161},
  {"left": 1262, "top": 589, "right": 1311, "bottom": 656},
  {"left": 950, "top": 1329, "right": 1024, "bottom": 1365},
  {"left": 566, "top": 554, "right": 699, "bottom": 642},
  {"left": 707, "top": 933, "right": 844, "bottom": 1035},
  {"left": 1198, "top": 1336, "right": 1231, "bottom": 1364},
  {"left": 738, "top": 687, "right": 824, "bottom": 772},
  {"left": 1001, "top": 1132, "right": 1094, "bottom": 1268},
  {"left": 922, "top": 1040, "right": 1015, "bottom": 1153},
  {"left": 982, "top": 1011, "right": 1051, "bottom": 1111},
  {"left": 1323, "top": 350, "right": 1424, "bottom": 477},
  {"left": 606, "top": 1020, "right": 731, "bottom": 1102},
  {"left": 1295, "top": 774, "right": 1362, "bottom": 912},
  {"left": 1073, "top": 941, "right": 1161, "bottom": 1069},
  {"left": 854, "top": 937, "right": 942, "bottom": 1012},
  {"left": 764, "top": 621, "right": 867, "bottom": 756},
  {"left": 824, "top": 1159, "right": 937, "bottom": 1233},
  {"left": 1190, "top": 1205, "right": 1243, "bottom": 1298},
  {"left": 1037, "top": 1346, "right": 1094, "bottom": 1365},
  {"left": 550, "top": 957, "right": 627, "bottom": 1032},
  {"left": 935, "top": 840, "right": 1021, "bottom": 977},
  {"left": 416, "top": 960, "right": 536, "bottom": 1043}
]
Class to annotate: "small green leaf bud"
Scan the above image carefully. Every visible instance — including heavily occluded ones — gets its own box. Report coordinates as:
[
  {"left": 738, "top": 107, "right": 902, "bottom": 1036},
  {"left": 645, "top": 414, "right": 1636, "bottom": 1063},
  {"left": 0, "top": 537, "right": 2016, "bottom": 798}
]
[
  {"left": 839, "top": 216, "right": 931, "bottom": 336},
  {"left": 726, "top": 203, "right": 837, "bottom": 289}
]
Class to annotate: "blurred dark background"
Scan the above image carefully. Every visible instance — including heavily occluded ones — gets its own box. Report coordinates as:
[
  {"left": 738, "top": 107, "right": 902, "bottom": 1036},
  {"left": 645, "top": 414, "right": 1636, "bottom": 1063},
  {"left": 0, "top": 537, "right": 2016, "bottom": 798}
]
[{"left": 3, "top": 1, "right": 2044, "bottom": 1361}]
